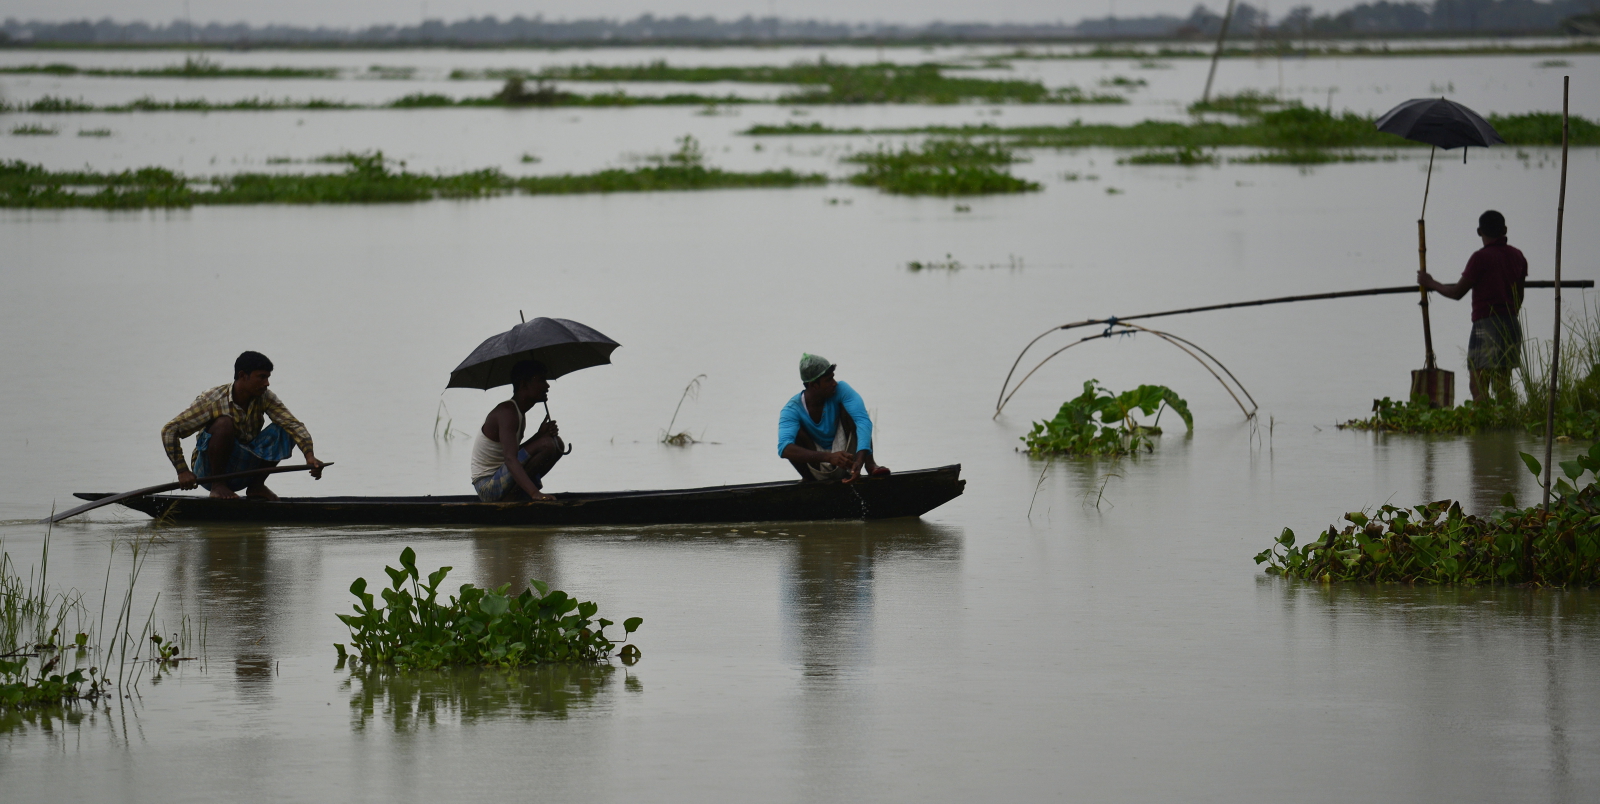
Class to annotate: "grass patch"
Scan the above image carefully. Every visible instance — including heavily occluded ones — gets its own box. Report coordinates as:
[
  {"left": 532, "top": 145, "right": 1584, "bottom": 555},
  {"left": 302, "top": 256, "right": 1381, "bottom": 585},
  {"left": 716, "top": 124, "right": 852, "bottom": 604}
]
[
  {"left": 76, "top": 128, "right": 112, "bottom": 137},
  {"left": 1228, "top": 149, "right": 1394, "bottom": 164},
  {"left": 1340, "top": 309, "right": 1600, "bottom": 441},
  {"left": 1256, "top": 445, "right": 1600, "bottom": 586},
  {"left": 741, "top": 108, "right": 1599, "bottom": 150},
  {"left": 0, "top": 138, "right": 825, "bottom": 209},
  {"left": 1022, "top": 380, "right": 1193, "bottom": 457},
  {"left": 1098, "top": 75, "right": 1148, "bottom": 88},
  {"left": 10, "top": 124, "right": 58, "bottom": 136},
  {"left": 1120, "top": 145, "right": 1215, "bottom": 165},
  {"left": 844, "top": 138, "right": 1039, "bottom": 196},
  {"left": 336, "top": 547, "right": 641, "bottom": 669},
  {"left": 0, "top": 56, "right": 337, "bottom": 79},
  {"left": 452, "top": 59, "right": 1125, "bottom": 105}
]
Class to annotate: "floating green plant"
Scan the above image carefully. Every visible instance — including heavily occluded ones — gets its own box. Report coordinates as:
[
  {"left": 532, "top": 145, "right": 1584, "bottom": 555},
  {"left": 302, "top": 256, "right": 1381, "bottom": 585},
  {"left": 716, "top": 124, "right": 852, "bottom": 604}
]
[
  {"left": 844, "top": 138, "right": 1039, "bottom": 196},
  {"left": 1121, "top": 145, "right": 1215, "bottom": 165},
  {"left": 76, "top": 128, "right": 112, "bottom": 137},
  {"left": 10, "top": 124, "right": 58, "bottom": 136},
  {"left": 739, "top": 109, "right": 1599, "bottom": 149},
  {"left": 335, "top": 547, "right": 641, "bottom": 669},
  {"left": 451, "top": 60, "right": 1123, "bottom": 105},
  {"left": 1, "top": 142, "right": 825, "bottom": 209},
  {"left": 1098, "top": 75, "right": 1148, "bottom": 88},
  {"left": 0, "top": 57, "right": 338, "bottom": 79},
  {"left": 1022, "top": 380, "right": 1193, "bottom": 457},
  {"left": 1256, "top": 444, "right": 1600, "bottom": 586}
]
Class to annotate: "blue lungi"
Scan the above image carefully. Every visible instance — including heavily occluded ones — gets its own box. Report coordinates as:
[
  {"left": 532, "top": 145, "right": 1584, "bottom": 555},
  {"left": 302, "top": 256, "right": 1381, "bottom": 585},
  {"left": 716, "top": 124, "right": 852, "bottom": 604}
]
[{"left": 193, "top": 423, "right": 294, "bottom": 491}]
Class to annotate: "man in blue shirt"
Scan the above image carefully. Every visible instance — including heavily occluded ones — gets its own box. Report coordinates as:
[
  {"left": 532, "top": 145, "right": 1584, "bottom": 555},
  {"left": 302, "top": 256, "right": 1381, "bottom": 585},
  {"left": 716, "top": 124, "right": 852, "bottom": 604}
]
[{"left": 778, "top": 353, "right": 890, "bottom": 482}]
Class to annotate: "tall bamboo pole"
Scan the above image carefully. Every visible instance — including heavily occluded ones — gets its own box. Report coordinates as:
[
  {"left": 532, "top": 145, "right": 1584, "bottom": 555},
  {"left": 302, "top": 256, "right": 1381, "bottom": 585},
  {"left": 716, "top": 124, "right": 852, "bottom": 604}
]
[
  {"left": 1201, "top": 0, "right": 1238, "bottom": 105},
  {"left": 1541, "top": 76, "right": 1570, "bottom": 512},
  {"left": 1417, "top": 146, "right": 1438, "bottom": 369}
]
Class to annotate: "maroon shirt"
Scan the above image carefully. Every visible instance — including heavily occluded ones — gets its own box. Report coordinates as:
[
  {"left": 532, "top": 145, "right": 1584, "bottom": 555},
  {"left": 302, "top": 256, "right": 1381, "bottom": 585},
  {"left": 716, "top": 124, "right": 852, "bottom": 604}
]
[{"left": 1459, "top": 238, "right": 1527, "bottom": 321}]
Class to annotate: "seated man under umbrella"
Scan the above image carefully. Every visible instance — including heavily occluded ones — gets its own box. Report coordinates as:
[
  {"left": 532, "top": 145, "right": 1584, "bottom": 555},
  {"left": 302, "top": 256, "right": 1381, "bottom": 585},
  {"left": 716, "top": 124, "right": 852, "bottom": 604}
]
[
  {"left": 778, "top": 353, "right": 889, "bottom": 483},
  {"left": 470, "top": 360, "right": 565, "bottom": 502}
]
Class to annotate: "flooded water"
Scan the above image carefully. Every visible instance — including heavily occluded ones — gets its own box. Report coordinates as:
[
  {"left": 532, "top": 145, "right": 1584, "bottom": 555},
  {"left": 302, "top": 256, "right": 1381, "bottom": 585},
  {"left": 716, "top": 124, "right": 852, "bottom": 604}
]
[{"left": 2, "top": 45, "right": 1598, "bottom": 801}]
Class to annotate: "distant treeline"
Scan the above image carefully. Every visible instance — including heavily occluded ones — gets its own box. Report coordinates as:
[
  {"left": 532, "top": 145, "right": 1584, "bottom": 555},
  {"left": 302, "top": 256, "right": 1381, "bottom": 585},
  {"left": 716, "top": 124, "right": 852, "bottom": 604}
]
[{"left": 2, "top": 2, "right": 1597, "bottom": 46}]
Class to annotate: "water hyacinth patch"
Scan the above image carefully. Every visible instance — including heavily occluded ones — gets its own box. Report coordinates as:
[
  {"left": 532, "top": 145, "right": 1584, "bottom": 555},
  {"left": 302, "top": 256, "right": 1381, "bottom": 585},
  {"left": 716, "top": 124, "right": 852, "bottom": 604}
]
[
  {"left": 1023, "top": 380, "right": 1193, "bottom": 457},
  {"left": 844, "top": 138, "right": 1040, "bottom": 196},
  {"left": 1257, "top": 443, "right": 1600, "bottom": 586},
  {"left": 336, "top": 547, "right": 641, "bottom": 670}
]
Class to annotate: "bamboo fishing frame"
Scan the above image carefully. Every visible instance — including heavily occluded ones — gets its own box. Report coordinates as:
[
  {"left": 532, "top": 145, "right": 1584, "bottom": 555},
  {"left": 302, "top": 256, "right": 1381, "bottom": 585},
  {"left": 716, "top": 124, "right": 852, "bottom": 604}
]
[
  {"left": 993, "top": 323, "right": 1258, "bottom": 420},
  {"left": 994, "top": 280, "right": 1592, "bottom": 419}
]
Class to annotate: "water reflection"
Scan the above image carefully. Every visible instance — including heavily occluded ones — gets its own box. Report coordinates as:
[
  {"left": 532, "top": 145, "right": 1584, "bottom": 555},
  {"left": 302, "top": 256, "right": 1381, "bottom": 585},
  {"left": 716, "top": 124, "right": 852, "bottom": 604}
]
[
  {"left": 778, "top": 520, "right": 961, "bottom": 675},
  {"left": 342, "top": 663, "right": 629, "bottom": 731},
  {"left": 1467, "top": 431, "right": 1531, "bottom": 512},
  {"left": 1265, "top": 578, "right": 1600, "bottom": 793}
]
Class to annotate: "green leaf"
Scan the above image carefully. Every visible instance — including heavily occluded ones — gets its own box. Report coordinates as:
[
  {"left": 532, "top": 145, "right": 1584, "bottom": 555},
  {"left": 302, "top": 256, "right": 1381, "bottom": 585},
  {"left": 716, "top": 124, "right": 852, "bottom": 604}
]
[
  {"left": 400, "top": 546, "right": 417, "bottom": 571},
  {"left": 1277, "top": 527, "right": 1296, "bottom": 546},
  {"left": 1560, "top": 459, "right": 1585, "bottom": 481},
  {"left": 1519, "top": 451, "right": 1542, "bottom": 477},
  {"left": 1500, "top": 491, "right": 1517, "bottom": 508},
  {"left": 530, "top": 579, "right": 549, "bottom": 597},
  {"left": 623, "top": 617, "right": 643, "bottom": 634},
  {"left": 480, "top": 594, "right": 510, "bottom": 617}
]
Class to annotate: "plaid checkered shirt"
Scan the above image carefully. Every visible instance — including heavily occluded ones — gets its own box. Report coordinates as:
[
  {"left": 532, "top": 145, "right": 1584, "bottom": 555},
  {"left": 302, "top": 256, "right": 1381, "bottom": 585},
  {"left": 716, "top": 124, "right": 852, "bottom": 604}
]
[{"left": 160, "top": 383, "right": 314, "bottom": 474}]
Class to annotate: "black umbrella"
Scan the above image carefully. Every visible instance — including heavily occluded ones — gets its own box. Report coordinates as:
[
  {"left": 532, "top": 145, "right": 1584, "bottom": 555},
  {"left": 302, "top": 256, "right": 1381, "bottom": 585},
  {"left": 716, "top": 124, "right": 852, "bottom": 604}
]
[
  {"left": 1374, "top": 97, "right": 1503, "bottom": 406},
  {"left": 1376, "top": 98, "right": 1505, "bottom": 151},
  {"left": 447, "top": 316, "right": 620, "bottom": 390}
]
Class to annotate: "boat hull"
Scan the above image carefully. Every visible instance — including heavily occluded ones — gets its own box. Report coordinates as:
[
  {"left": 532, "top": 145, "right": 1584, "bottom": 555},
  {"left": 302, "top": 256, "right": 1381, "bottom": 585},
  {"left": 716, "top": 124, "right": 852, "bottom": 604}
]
[{"left": 73, "top": 465, "right": 965, "bottom": 527}]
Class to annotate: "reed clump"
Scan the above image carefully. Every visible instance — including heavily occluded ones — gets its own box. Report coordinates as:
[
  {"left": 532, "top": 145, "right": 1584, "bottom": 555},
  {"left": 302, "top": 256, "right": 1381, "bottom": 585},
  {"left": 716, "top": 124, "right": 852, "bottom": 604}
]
[
  {"left": 845, "top": 138, "right": 1040, "bottom": 195},
  {"left": 336, "top": 547, "right": 642, "bottom": 670},
  {"left": 1341, "top": 308, "right": 1600, "bottom": 441},
  {"left": 1022, "top": 380, "right": 1193, "bottom": 457},
  {"left": 1257, "top": 444, "right": 1600, "bottom": 586}
]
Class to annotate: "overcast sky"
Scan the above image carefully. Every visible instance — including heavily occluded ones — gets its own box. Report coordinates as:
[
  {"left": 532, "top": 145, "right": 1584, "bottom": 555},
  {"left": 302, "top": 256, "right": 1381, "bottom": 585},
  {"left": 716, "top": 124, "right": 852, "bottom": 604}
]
[{"left": 10, "top": 0, "right": 1369, "bottom": 27}]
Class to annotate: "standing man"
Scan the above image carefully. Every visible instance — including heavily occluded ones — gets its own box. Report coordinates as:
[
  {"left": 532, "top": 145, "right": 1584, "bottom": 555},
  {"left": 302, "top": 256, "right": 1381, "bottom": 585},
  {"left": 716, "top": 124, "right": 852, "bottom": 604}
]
[
  {"left": 470, "top": 360, "right": 565, "bottom": 502},
  {"left": 160, "top": 351, "right": 325, "bottom": 499},
  {"left": 778, "top": 353, "right": 890, "bottom": 483},
  {"left": 1418, "top": 210, "right": 1528, "bottom": 403}
]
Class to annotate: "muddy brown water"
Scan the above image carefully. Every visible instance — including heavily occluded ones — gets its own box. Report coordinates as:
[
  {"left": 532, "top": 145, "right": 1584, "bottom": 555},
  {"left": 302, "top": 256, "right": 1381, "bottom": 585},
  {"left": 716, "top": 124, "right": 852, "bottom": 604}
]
[{"left": 2, "top": 46, "right": 1598, "bottom": 801}]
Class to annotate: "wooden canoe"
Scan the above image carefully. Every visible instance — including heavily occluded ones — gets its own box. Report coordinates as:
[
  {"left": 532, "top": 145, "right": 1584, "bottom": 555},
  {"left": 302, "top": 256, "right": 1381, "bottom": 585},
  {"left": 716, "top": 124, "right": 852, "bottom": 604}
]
[{"left": 71, "top": 464, "right": 965, "bottom": 527}]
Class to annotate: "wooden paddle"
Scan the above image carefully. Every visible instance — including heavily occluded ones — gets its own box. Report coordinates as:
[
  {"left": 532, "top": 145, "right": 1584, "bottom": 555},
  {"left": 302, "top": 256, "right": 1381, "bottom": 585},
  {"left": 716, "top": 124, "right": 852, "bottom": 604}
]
[{"left": 40, "top": 463, "right": 331, "bottom": 525}]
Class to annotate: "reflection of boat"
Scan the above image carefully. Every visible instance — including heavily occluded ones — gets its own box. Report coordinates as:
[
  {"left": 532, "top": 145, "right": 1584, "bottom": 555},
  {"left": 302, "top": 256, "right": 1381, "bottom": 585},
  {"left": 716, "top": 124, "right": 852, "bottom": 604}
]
[{"left": 74, "top": 465, "right": 965, "bottom": 526}]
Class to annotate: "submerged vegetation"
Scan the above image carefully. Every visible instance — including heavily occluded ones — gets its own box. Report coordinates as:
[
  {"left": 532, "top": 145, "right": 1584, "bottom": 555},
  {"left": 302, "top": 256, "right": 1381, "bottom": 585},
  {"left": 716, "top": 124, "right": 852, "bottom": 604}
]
[
  {"left": 1022, "top": 380, "right": 1193, "bottom": 457},
  {"left": 1257, "top": 444, "right": 1600, "bottom": 586},
  {"left": 844, "top": 138, "right": 1039, "bottom": 196},
  {"left": 0, "top": 138, "right": 824, "bottom": 209},
  {"left": 336, "top": 547, "right": 641, "bottom": 669}
]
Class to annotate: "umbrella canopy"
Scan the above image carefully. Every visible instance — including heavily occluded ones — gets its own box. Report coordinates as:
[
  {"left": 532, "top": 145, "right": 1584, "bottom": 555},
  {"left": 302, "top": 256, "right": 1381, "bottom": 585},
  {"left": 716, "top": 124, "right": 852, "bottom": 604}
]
[
  {"left": 447, "top": 317, "right": 620, "bottom": 390},
  {"left": 1375, "top": 98, "right": 1504, "bottom": 149}
]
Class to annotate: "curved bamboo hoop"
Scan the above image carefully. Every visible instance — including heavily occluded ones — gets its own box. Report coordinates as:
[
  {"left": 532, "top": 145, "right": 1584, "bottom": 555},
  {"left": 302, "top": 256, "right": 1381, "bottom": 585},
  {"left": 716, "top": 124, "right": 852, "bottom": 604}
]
[{"left": 993, "top": 323, "right": 1258, "bottom": 420}]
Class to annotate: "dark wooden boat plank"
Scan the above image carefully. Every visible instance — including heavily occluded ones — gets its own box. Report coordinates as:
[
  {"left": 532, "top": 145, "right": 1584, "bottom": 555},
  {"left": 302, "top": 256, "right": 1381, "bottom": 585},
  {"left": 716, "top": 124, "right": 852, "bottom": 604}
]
[{"left": 72, "top": 465, "right": 964, "bottom": 527}]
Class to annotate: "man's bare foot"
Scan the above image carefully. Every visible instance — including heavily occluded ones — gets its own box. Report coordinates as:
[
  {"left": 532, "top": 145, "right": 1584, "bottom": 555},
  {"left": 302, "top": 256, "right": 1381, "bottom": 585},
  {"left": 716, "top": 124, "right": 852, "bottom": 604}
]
[
  {"left": 209, "top": 486, "right": 240, "bottom": 499},
  {"left": 245, "top": 485, "right": 280, "bottom": 501},
  {"left": 870, "top": 466, "right": 891, "bottom": 477}
]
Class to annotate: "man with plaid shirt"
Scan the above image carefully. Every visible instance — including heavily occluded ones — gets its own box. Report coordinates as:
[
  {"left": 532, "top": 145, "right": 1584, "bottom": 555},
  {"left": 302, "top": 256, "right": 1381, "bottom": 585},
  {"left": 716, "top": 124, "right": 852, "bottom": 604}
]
[{"left": 160, "top": 351, "right": 326, "bottom": 499}]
